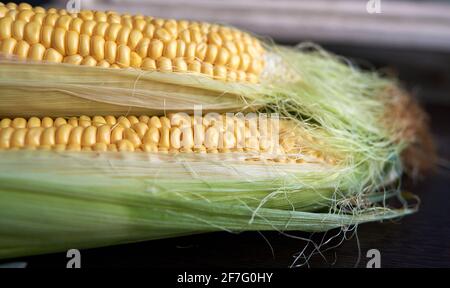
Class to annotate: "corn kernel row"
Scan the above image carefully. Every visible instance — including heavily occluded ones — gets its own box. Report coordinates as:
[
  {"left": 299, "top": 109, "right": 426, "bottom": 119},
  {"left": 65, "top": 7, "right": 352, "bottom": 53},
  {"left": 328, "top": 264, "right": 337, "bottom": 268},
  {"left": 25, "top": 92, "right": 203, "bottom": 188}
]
[{"left": 0, "top": 115, "right": 291, "bottom": 155}]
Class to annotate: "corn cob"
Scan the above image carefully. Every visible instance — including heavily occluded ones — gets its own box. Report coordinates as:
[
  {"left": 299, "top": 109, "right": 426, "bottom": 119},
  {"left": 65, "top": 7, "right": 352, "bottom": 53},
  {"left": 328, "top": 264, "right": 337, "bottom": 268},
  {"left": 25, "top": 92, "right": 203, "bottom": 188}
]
[
  {"left": 0, "top": 3, "right": 277, "bottom": 117},
  {"left": 0, "top": 2, "right": 264, "bottom": 82},
  {"left": 0, "top": 2, "right": 428, "bottom": 261}
]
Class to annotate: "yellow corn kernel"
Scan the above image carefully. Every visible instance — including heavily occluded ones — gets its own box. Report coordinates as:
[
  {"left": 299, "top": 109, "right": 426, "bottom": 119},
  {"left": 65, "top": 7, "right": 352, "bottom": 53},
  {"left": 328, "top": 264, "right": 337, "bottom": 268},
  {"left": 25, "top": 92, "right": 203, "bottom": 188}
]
[{"left": 43, "top": 48, "right": 63, "bottom": 63}]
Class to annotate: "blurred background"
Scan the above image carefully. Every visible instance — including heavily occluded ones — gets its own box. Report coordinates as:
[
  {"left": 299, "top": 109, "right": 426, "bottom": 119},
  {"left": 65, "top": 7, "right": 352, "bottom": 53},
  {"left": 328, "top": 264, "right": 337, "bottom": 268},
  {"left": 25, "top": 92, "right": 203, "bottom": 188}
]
[{"left": 5, "top": 0, "right": 450, "bottom": 267}]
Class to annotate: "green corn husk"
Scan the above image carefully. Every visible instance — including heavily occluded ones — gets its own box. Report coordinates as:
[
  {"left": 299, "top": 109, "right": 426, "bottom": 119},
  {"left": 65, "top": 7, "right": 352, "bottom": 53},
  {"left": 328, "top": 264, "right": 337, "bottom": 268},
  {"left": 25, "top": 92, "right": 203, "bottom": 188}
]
[
  {"left": 0, "top": 58, "right": 263, "bottom": 117},
  {"left": 0, "top": 151, "right": 414, "bottom": 259},
  {"left": 0, "top": 41, "right": 424, "bottom": 259}
]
